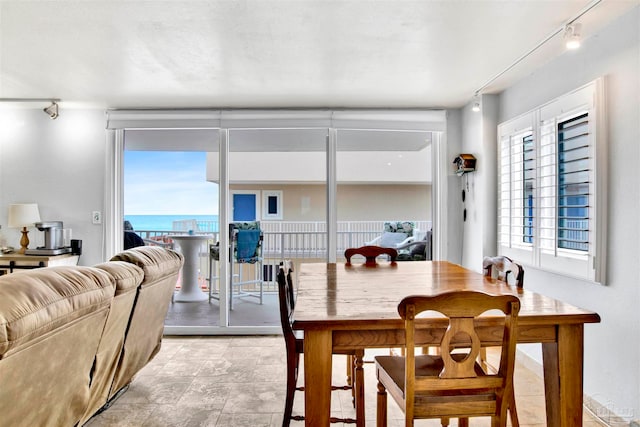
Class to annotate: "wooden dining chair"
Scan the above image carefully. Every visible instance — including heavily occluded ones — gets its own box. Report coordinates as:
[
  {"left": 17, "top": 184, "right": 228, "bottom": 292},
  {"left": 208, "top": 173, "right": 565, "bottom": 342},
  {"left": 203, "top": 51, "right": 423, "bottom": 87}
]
[
  {"left": 344, "top": 245, "right": 400, "bottom": 376},
  {"left": 277, "top": 264, "right": 365, "bottom": 426},
  {"left": 374, "top": 291, "right": 521, "bottom": 427},
  {"left": 345, "top": 245, "right": 398, "bottom": 267}
]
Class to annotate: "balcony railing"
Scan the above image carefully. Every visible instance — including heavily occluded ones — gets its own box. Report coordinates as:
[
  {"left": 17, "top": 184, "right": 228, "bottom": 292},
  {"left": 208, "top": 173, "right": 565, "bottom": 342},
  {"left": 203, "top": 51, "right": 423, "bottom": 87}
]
[
  {"left": 135, "top": 220, "right": 432, "bottom": 292},
  {"left": 138, "top": 220, "right": 431, "bottom": 257}
]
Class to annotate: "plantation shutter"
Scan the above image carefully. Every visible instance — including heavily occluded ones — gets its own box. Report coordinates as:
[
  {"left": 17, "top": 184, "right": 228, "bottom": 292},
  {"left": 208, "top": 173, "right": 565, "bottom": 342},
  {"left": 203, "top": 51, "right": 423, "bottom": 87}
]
[
  {"left": 557, "top": 113, "right": 590, "bottom": 252},
  {"left": 497, "top": 79, "right": 605, "bottom": 283},
  {"left": 497, "top": 114, "right": 535, "bottom": 265},
  {"left": 538, "top": 117, "right": 557, "bottom": 254}
]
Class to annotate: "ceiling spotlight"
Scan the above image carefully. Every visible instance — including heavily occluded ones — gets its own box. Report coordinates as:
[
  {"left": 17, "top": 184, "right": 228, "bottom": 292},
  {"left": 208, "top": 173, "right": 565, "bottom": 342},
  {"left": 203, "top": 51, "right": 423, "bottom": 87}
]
[
  {"left": 564, "top": 23, "right": 582, "bottom": 50},
  {"left": 43, "top": 101, "right": 59, "bottom": 119},
  {"left": 471, "top": 94, "right": 481, "bottom": 112}
]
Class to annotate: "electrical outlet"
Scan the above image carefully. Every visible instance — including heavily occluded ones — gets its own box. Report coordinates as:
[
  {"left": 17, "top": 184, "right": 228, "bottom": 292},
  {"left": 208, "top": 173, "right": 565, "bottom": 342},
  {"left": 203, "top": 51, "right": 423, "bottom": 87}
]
[{"left": 92, "top": 211, "right": 102, "bottom": 224}]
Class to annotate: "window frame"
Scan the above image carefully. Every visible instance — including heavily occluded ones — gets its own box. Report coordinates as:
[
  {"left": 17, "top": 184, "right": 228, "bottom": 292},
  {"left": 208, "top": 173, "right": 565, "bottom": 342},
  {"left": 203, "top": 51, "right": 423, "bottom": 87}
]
[
  {"left": 262, "top": 190, "right": 283, "bottom": 220},
  {"left": 497, "top": 79, "right": 607, "bottom": 284}
]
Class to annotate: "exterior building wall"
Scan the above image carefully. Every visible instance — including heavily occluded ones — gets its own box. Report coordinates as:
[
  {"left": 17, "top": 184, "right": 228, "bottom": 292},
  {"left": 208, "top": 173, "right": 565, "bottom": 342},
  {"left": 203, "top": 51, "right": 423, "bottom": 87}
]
[{"left": 230, "top": 183, "right": 432, "bottom": 222}]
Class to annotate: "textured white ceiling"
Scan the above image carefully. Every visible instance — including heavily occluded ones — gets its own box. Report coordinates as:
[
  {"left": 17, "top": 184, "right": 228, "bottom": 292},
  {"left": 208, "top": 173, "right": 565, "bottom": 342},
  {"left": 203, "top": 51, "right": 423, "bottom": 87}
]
[{"left": 0, "top": 0, "right": 636, "bottom": 109}]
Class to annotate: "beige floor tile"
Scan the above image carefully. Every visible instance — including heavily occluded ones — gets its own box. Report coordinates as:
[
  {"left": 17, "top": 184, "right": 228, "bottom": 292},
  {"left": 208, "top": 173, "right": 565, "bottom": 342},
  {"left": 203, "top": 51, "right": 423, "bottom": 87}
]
[
  {"left": 116, "top": 376, "right": 195, "bottom": 405},
  {"left": 140, "top": 404, "right": 221, "bottom": 427},
  {"left": 214, "top": 413, "right": 276, "bottom": 427},
  {"left": 176, "top": 377, "right": 234, "bottom": 409},
  {"left": 221, "top": 382, "right": 286, "bottom": 414},
  {"left": 88, "top": 336, "right": 607, "bottom": 426},
  {"left": 85, "top": 403, "right": 157, "bottom": 426}
]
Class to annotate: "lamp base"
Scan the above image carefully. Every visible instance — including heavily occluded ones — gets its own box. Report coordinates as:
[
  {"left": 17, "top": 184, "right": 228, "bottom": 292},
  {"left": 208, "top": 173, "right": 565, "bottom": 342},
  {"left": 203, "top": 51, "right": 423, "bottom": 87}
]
[{"left": 18, "top": 227, "right": 29, "bottom": 254}]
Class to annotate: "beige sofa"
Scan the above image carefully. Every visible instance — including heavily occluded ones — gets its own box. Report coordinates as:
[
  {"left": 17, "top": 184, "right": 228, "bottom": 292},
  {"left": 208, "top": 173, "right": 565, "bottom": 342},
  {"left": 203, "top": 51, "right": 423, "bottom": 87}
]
[{"left": 0, "top": 246, "right": 183, "bottom": 427}]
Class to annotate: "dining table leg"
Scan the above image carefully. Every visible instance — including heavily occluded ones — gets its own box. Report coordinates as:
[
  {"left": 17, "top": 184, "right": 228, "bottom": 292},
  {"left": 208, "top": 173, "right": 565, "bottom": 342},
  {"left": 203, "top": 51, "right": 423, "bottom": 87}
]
[
  {"left": 542, "top": 324, "right": 584, "bottom": 427},
  {"left": 304, "top": 329, "right": 333, "bottom": 426}
]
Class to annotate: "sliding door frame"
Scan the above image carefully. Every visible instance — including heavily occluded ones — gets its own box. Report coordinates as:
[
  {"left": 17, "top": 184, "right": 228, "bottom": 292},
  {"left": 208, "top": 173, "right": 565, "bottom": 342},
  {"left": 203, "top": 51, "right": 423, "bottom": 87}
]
[{"left": 105, "top": 109, "right": 447, "bottom": 335}]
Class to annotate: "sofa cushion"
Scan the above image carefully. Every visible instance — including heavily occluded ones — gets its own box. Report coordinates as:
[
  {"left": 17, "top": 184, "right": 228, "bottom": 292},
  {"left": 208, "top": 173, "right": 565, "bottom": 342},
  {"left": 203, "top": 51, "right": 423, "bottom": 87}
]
[
  {"left": 0, "top": 266, "right": 115, "bottom": 356},
  {"left": 94, "top": 261, "right": 144, "bottom": 296},
  {"left": 107, "top": 246, "right": 184, "bottom": 398},
  {"left": 80, "top": 261, "right": 145, "bottom": 425},
  {"left": 110, "top": 246, "right": 183, "bottom": 286}
]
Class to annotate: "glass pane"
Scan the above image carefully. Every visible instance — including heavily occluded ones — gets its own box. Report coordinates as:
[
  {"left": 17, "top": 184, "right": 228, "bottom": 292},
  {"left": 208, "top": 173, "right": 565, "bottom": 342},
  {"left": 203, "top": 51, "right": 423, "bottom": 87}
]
[
  {"left": 267, "top": 196, "right": 278, "bottom": 214},
  {"left": 337, "top": 129, "right": 433, "bottom": 262},
  {"left": 123, "top": 129, "right": 220, "bottom": 328},
  {"left": 557, "top": 113, "right": 590, "bottom": 252},
  {"left": 522, "top": 134, "right": 534, "bottom": 244},
  {"left": 228, "top": 128, "right": 327, "bottom": 327}
]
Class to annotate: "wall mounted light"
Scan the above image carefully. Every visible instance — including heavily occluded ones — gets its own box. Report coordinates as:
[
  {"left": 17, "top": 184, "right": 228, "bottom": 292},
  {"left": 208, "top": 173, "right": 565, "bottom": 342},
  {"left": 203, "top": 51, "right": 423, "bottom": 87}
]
[
  {"left": 43, "top": 101, "right": 59, "bottom": 119},
  {"left": 564, "top": 23, "right": 582, "bottom": 49}
]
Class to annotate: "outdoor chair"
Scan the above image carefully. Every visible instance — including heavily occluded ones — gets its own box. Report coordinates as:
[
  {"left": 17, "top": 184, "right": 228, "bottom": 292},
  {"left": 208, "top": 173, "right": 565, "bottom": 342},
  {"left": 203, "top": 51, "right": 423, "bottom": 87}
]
[
  {"left": 229, "top": 221, "right": 264, "bottom": 308},
  {"left": 396, "top": 230, "right": 432, "bottom": 261},
  {"left": 375, "top": 291, "right": 521, "bottom": 427},
  {"left": 209, "top": 221, "right": 264, "bottom": 308},
  {"left": 277, "top": 263, "right": 365, "bottom": 426},
  {"left": 365, "top": 221, "right": 419, "bottom": 249}
]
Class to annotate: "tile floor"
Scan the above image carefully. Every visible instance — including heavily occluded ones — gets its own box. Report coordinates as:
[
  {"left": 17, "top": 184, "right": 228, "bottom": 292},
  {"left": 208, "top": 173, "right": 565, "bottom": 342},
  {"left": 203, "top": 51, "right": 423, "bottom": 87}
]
[{"left": 86, "top": 336, "right": 606, "bottom": 427}]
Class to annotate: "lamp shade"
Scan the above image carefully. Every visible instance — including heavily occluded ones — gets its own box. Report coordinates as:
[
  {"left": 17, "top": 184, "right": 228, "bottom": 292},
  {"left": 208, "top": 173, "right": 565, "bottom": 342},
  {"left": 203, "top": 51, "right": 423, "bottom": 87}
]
[{"left": 7, "top": 203, "right": 41, "bottom": 228}]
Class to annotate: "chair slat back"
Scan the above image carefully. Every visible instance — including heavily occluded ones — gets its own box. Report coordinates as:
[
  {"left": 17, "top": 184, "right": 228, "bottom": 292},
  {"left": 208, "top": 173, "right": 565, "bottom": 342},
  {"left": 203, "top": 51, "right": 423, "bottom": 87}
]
[
  {"left": 277, "top": 265, "right": 296, "bottom": 352},
  {"left": 399, "top": 291, "right": 520, "bottom": 419},
  {"left": 345, "top": 245, "right": 398, "bottom": 266},
  {"left": 482, "top": 256, "right": 524, "bottom": 288}
]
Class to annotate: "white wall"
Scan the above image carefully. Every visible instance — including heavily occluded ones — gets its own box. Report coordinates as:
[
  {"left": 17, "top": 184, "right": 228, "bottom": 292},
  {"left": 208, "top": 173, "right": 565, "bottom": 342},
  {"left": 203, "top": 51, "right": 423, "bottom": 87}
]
[
  {"left": 206, "top": 147, "right": 432, "bottom": 184},
  {"left": 445, "top": 109, "right": 463, "bottom": 264},
  {"left": 458, "top": 6, "right": 640, "bottom": 422},
  {"left": 0, "top": 108, "right": 107, "bottom": 266},
  {"left": 459, "top": 94, "right": 499, "bottom": 272}
]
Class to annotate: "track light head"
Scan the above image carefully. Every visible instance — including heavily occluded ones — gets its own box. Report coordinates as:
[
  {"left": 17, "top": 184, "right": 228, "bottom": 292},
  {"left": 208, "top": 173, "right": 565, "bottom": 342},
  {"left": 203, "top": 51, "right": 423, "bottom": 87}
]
[
  {"left": 564, "top": 23, "right": 582, "bottom": 50},
  {"left": 43, "top": 101, "right": 59, "bottom": 119},
  {"left": 471, "top": 94, "right": 481, "bottom": 112}
]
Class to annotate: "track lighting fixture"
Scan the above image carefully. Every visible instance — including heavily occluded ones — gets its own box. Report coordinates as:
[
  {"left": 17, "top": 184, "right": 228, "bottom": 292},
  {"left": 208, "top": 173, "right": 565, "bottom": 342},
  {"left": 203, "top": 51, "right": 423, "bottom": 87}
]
[
  {"left": 472, "top": 94, "right": 481, "bottom": 112},
  {"left": 0, "top": 98, "right": 61, "bottom": 119},
  {"left": 43, "top": 101, "right": 59, "bottom": 119},
  {"left": 564, "top": 23, "right": 582, "bottom": 50},
  {"left": 470, "top": 0, "right": 600, "bottom": 110}
]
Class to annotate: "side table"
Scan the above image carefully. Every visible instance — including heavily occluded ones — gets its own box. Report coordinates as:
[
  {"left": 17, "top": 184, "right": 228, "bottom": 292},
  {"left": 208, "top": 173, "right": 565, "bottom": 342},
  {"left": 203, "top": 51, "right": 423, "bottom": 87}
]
[
  {"left": 170, "top": 234, "right": 212, "bottom": 302},
  {"left": 0, "top": 253, "right": 80, "bottom": 275}
]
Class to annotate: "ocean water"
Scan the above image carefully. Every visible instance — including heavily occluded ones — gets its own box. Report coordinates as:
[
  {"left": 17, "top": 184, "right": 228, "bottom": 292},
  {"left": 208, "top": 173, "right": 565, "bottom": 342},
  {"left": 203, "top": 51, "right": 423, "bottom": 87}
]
[{"left": 124, "top": 214, "right": 219, "bottom": 232}]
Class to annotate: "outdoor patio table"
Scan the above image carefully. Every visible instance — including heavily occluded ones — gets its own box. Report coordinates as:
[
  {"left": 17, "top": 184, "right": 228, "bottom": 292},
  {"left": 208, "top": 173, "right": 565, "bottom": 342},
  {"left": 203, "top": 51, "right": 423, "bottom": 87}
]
[
  {"left": 170, "top": 234, "right": 212, "bottom": 302},
  {"left": 292, "top": 261, "right": 601, "bottom": 427}
]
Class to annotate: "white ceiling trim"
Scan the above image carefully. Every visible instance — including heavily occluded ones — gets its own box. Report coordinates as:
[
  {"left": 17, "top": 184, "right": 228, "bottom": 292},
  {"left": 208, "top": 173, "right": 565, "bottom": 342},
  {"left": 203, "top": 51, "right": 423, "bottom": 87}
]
[{"left": 106, "top": 108, "right": 446, "bottom": 131}]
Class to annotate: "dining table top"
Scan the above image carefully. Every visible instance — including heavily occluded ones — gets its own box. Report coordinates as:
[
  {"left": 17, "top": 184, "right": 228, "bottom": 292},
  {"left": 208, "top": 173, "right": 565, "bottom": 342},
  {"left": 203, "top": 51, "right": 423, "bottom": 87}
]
[{"left": 292, "top": 261, "right": 601, "bottom": 329}]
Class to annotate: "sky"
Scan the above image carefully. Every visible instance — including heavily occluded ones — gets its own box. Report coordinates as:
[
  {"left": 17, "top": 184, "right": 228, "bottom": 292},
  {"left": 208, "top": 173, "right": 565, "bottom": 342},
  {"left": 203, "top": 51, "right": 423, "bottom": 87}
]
[{"left": 124, "top": 151, "right": 218, "bottom": 215}]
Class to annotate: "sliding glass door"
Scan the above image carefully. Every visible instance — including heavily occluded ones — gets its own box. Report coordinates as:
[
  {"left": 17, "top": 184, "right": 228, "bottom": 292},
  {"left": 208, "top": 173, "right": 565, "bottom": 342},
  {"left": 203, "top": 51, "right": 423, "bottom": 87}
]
[
  {"left": 107, "top": 109, "right": 446, "bottom": 335},
  {"left": 227, "top": 128, "right": 327, "bottom": 327},
  {"left": 123, "top": 129, "right": 221, "bottom": 330},
  {"left": 335, "top": 129, "right": 433, "bottom": 261}
]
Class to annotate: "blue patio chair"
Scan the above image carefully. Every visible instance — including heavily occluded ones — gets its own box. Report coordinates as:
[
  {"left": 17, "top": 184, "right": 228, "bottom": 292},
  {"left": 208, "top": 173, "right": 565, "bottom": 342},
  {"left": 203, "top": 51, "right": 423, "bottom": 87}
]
[{"left": 229, "top": 221, "right": 264, "bottom": 308}]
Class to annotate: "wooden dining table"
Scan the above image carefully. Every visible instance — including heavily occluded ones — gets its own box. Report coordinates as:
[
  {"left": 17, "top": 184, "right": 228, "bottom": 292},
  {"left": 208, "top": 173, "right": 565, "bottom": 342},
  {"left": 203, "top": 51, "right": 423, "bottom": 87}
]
[{"left": 292, "top": 261, "right": 601, "bottom": 427}]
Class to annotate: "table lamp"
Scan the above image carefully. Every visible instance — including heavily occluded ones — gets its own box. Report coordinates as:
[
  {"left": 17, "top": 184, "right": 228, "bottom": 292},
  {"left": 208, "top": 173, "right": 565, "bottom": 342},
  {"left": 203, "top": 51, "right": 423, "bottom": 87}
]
[{"left": 7, "top": 203, "right": 41, "bottom": 254}]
